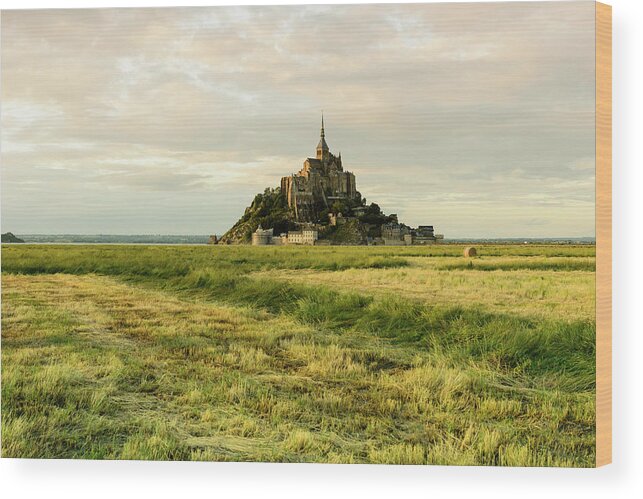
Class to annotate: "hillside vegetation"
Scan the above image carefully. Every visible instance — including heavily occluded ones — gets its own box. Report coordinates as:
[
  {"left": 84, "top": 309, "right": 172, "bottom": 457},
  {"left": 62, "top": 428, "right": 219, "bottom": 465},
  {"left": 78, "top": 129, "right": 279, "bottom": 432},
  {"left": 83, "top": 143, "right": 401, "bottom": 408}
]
[
  {"left": 219, "top": 188, "right": 295, "bottom": 244},
  {"left": 1, "top": 232, "right": 24, "bottom": 243},
  {"left": 2, "top": 244, "right": 596, "bottom": 465},
  {"left": 219, "top": 187, "right": 396, "bottom": 245}
]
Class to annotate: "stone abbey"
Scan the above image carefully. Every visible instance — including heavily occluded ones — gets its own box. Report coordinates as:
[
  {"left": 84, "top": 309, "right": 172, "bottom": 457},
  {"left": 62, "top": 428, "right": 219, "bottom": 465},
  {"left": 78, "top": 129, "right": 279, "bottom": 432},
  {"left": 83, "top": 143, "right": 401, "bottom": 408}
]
[
  {"left": 280, "top": 116, "right": 359, "bottom": 222},
  {"left": 220, "top": 116, "right": 442, "bottom": 245}
]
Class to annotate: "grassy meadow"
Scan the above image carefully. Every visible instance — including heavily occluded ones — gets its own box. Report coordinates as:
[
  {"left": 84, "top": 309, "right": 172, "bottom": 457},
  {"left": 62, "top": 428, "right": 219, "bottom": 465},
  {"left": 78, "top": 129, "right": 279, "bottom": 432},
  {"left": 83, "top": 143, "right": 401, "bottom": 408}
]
[{"left": 1, "top": 244, "right": 596, "bottom": 465}]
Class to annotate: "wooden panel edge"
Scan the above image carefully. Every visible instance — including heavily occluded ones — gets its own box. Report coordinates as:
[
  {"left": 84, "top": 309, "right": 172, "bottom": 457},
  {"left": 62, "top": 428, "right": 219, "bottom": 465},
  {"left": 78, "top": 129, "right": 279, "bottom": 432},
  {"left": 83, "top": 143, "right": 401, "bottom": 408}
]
[{"left": 595, "top": 0, "right": 612, "bottom": 468}]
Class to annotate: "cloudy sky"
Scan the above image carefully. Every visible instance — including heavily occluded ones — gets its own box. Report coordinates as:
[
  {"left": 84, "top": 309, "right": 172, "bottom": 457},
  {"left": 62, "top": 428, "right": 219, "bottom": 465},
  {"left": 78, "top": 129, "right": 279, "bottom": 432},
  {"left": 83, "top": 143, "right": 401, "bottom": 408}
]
[{"left": 1, "top": 2, "right": 596, "bottom": 238}]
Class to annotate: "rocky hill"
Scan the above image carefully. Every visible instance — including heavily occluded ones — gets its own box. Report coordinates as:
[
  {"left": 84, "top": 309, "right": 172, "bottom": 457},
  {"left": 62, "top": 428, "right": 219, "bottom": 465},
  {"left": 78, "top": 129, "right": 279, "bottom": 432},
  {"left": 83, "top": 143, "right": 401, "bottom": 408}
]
[
  {"left": 220, "top": 188, "right": 296, "bottom": 244},
  {"left": 220, "top": 185, "right": 396, "bottom": 245},
  {"left": 218, "top": 119, "right": 417, "bottom": 245},
  {"left": 1, "top": 232, "right": 25, "bottom": 243}
]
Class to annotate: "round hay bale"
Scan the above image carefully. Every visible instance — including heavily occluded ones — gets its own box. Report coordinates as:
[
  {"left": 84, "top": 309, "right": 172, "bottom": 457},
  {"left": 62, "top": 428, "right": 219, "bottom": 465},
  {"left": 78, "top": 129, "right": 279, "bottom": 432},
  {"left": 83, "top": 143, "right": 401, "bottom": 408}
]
[{"left": 463, "top": 247, "right": 477, "bottom": 258}]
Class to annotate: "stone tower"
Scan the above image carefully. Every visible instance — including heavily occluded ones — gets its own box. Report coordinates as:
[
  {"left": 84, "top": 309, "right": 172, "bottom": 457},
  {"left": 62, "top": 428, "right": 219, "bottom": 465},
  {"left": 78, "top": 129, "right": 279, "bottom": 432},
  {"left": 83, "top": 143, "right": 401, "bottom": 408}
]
[
  {"left": 316, "top": 114, "right": 329, "bottom": 162},
  {"left": 281, "top": 116, "right": 359, "bottom": 222}
]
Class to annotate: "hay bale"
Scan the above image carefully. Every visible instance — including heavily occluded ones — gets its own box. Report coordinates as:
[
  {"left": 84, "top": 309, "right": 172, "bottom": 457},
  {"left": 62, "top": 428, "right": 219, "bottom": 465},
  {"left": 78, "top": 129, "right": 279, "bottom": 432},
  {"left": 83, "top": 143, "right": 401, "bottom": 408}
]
[{"left": 463, "top": 247, "right": 477, "bottom": 257}]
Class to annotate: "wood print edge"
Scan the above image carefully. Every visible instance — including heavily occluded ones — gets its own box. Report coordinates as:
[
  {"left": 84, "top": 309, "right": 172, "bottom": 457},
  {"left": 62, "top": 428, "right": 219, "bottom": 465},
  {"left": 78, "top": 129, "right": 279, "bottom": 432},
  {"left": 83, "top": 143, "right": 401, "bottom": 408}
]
[{"left": 595, "top": 0, "right": 612, "bottom": 468}]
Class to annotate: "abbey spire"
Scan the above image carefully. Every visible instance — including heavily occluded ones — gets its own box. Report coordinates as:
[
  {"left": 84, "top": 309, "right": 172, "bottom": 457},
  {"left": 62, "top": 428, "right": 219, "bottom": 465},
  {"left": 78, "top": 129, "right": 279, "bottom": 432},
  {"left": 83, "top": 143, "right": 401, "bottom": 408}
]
[{"left": 316, "top": 113, "right": 329, "bottom": 161}]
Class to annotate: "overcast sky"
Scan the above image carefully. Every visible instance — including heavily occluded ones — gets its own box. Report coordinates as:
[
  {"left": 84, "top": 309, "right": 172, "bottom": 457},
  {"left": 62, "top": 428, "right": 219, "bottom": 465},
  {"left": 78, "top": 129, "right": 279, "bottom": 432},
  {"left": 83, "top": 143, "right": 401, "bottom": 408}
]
[{"left": 1, "top": 2, "right": 595, "bottom": 238}]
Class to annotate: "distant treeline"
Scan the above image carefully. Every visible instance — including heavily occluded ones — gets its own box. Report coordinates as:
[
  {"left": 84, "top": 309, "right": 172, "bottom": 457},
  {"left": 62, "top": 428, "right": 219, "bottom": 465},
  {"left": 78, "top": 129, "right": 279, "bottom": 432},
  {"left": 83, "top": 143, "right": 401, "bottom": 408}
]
[
  {"left": 17, "top": 234, "right": 211, "bottom": 244},
  {"left": 447, "top": 238, "right": 595, "bottom": 244}
]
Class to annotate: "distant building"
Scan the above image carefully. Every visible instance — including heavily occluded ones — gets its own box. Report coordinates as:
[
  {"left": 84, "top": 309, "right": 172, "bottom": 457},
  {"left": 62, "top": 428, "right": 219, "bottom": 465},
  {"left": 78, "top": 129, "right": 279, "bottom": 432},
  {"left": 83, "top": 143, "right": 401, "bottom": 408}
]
[
  {"left": 382, "top": 221, "right": 410, "bottom": 245},
  {"left": 254, "top": 225, "right": 319, "bottom": 246},
  {"left": 251, "top": 226, "right": 274, "bottom": 245},
  {"left": 380, "top": 222, "right": 439, "bottom": 246},
  {"left": 416, "top": 225, "right": 435, "bottom": 237},
  {"left": 281, "top": 115, "right": 358, "bottom": 222},
  {"left": 414, "top": 225, "right": 436, "bottom": 245},
  {"left": 287, "top": 229, "right": 318, "bottom": 245}
]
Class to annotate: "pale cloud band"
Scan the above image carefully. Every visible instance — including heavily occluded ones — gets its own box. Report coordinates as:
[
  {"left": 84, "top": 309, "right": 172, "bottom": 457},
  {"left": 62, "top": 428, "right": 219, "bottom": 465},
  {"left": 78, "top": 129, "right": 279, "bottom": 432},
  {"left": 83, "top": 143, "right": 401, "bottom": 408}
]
[{"left": 1, "top": 2, "right": 595, "bottom": 238}]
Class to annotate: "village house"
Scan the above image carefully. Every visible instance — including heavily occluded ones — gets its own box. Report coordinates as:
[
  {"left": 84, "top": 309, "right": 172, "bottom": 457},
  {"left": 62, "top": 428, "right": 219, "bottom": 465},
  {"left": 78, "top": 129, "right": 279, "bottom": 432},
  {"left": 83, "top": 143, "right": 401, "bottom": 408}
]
[{"left": 286, "top": 229, "right": 318, "bottom": 245}]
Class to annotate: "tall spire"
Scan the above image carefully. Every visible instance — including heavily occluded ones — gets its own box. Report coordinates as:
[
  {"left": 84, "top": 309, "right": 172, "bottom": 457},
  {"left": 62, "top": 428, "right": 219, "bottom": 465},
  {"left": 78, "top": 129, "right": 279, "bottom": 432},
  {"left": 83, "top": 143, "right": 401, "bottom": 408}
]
[{"left": 316, "top": 112, "right": 329, "bottom": 158}]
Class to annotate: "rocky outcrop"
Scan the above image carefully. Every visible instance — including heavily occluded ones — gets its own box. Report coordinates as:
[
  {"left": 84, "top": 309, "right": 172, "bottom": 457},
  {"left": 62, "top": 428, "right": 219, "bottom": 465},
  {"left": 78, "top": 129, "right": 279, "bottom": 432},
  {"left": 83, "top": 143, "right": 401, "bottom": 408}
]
[
  {"left": 219, "top": 188, "right": 296, "bottom": 245},
  {"left": 1, "top": 232, "right": 25, "bottom": 243}
]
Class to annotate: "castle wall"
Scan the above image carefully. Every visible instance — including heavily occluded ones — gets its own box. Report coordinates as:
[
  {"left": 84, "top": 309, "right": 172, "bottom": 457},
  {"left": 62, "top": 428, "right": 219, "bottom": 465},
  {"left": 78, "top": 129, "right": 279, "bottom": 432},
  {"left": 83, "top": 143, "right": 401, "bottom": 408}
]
[{"left": 252, "top": 227, "right": 274, "bottom": 246}]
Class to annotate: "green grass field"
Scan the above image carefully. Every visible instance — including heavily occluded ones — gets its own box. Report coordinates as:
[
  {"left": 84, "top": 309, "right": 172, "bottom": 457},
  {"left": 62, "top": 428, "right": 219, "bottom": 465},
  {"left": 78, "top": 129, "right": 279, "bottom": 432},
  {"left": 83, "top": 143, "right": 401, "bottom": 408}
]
[{"left": 1, "top": 244, "right": 596, "bottom": 466}]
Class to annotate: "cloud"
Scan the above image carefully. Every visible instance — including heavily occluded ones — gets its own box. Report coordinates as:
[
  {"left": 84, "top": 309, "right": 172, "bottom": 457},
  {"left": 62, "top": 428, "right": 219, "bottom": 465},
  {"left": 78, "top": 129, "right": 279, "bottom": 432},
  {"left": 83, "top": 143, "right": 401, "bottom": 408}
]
[{"left": 1, "top": 2, "right": 595, "bottom": 237}]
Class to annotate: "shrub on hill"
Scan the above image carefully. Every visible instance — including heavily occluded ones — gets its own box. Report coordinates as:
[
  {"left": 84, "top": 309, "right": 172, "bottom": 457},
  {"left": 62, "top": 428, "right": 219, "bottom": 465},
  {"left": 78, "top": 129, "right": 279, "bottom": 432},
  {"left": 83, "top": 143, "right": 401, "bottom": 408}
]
[{"left": 220, "top": 188, "right": 296, "bottom": 244}]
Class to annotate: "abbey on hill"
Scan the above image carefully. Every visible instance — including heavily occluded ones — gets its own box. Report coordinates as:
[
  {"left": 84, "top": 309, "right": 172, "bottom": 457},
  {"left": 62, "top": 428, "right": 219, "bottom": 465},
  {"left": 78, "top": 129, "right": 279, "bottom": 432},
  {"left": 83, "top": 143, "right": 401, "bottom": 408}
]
[
  {"left": 218, "top": 117, "right": 441, "bottom": 245},
  {"left": 280, "top": 116, "right": 358, "bottom": 223}
]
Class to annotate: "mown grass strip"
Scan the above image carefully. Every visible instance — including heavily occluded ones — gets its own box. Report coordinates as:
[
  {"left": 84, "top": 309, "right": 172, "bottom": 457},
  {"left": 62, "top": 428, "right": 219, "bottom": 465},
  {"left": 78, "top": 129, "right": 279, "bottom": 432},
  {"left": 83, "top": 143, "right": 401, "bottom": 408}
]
[{"left": 167, "top": 269, "right": 596, "bottom": 391}]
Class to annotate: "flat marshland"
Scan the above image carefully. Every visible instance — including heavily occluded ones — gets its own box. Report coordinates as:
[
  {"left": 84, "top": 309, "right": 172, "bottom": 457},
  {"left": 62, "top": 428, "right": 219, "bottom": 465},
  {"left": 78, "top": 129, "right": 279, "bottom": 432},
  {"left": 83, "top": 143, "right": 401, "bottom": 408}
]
[{"left": 1, "top": 244, "right": 596, "bottom": 465}]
